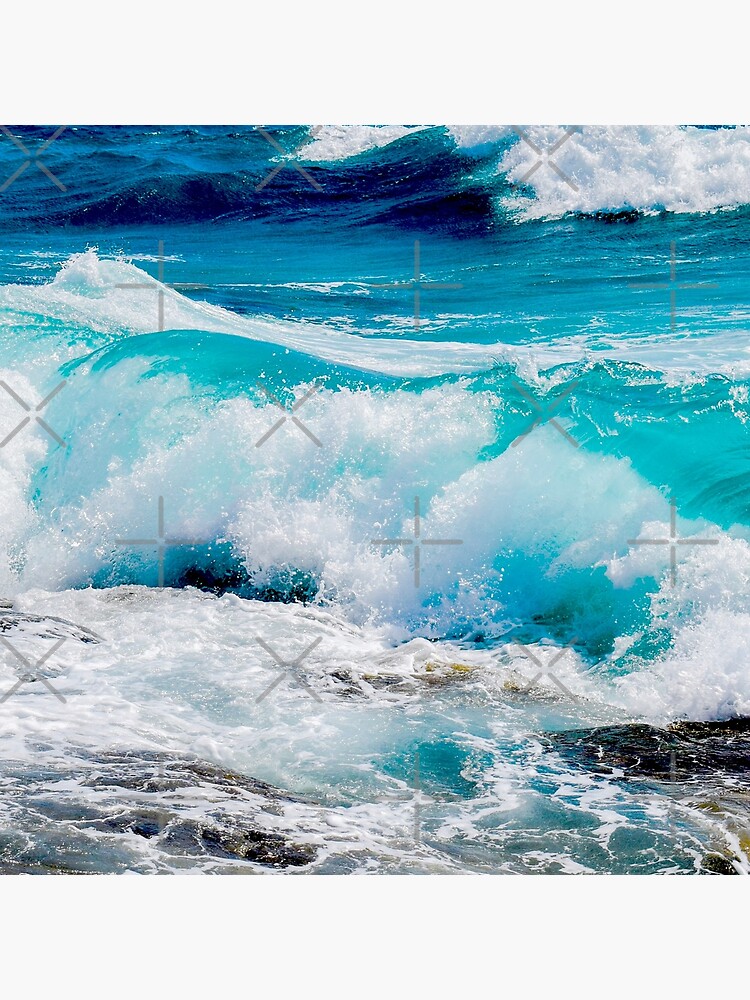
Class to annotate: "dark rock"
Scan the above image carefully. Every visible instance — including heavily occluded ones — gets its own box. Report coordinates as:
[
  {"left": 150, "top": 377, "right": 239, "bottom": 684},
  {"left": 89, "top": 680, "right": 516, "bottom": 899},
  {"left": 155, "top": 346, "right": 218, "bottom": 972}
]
[
  {"left": 701, "top": 853, "right": 739, "bottom": 875},
  {"left": 83, "top": 750, "right": 307, "bottom": 805},
  {"left": 549, "top": 718, "right": 750, "bottom": 782},
  {"left": 79, "top": 750, "right": 320, "bottom": 867},
  {"left": 0, "top": 610, "right": 103, "bottom": 644},
  {"left": 162, "top": 818, "right": 315, "bottom": 867},
  {"left": 98, "top": 810, "right": 167, "bottom": 839}
]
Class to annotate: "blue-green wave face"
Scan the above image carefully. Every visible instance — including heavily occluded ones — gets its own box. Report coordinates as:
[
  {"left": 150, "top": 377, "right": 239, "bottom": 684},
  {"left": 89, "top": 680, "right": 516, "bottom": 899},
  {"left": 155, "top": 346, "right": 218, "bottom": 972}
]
[
  {"left": 3, "top": 126, "right": 750, "bottom": 875},
  {"left": 0, "top": 240, "right": 748, "bottom": 724}
]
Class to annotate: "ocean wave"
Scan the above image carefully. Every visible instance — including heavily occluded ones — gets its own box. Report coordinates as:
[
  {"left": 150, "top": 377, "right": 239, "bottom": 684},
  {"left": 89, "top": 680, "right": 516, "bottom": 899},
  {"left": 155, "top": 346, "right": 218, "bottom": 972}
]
[
  {"left": 2, "top": 253, "right": 750, "bottom": 722},
  {"left": 4, "top": 125, "right": 750, "bottom": 230},
  {"left": 299, "top": 123, "right": 750, "bottom": 222}
]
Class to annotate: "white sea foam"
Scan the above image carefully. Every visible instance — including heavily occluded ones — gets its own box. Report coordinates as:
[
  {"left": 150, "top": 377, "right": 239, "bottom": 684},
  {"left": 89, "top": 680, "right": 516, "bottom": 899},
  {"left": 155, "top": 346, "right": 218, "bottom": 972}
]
[
  {"left": 301, "top": 125, "right": 431, "bottom": 161},
  {"left": 5, "top": 584, "right": 725, "bottom": 873},
  {"left": 0, "top": 371, "right": 47, "bottom": 594},
  {"left": 446, "top": 125, "right": 750, "bottom": 220},
  {"left": 447, "top": 125, "right": 513, "bottom": 152},
  {"left": 3, "top": 366, "right": 746, "bottom": 725},
  {"left": 496, "top": 125, "right": 750, "bottom": 220},
  {"left": 608, "top": 533, "right": 750, "bottom": 721}
]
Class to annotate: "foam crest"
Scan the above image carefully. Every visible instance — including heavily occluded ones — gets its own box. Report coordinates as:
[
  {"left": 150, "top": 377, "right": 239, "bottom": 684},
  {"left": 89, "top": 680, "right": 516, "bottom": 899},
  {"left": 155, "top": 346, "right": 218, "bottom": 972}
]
[
  {"left": 4, "top": 373, "right": 678, "bottom": 640},
  {"left": 1, "top": 251, "right": 510, "bottom": 378},
  {"left": 447, "top": 125, "right": 513, "bottom": 152},
  {"left": 301, "top": 125, "right": 430, "bottom": 161},
  {"left": 499, "top": 125, "right": 750, "bottom": 220}
]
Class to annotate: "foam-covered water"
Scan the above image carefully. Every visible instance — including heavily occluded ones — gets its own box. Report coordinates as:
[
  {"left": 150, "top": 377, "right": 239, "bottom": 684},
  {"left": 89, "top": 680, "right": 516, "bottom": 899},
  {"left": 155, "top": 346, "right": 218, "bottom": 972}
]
[
  {"left": 455, "top": 125, "right": 750, "bottom": 220},
  {"left": 1, "top": 125, "right": 750, "bottom": 874}
]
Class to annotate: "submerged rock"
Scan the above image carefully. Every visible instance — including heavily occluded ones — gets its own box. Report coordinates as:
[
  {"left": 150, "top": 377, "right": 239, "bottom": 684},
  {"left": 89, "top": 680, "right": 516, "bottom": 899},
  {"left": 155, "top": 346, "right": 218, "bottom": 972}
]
[
  {"left": 0, "top": 609, "right": 103, "bottom": 645},
  {"left": 85, "top": 751, "right": 318, "bottom": 868},
  {"left": 84, "top": 751, "right": 296, "bottom": 802},
  {"left": 0, "top": 750, "right": 320, "bottom": 872},
  {"left": 550, "top": 718, "right": 750, "bottom": 781},
  {"left": 162, "top": 819, "right": 314, "bottom": 867}
]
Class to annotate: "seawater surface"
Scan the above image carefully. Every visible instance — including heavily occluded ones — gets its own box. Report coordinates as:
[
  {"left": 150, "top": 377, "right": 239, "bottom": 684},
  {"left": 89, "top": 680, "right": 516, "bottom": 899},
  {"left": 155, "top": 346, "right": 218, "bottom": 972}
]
[{"left": 1, "top": 125, "right": 750, "bottom": 873}]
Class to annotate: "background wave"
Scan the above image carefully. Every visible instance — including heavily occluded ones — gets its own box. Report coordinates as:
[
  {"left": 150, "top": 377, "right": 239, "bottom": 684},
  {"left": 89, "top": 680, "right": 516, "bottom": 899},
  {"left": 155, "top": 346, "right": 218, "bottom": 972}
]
[{"left": 2, "top": 125, "right": 750, "bottom": 230}]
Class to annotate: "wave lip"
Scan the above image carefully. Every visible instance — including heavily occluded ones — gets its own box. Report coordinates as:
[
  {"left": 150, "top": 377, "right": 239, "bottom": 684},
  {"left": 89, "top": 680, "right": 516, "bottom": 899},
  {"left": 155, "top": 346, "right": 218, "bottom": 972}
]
[{"left": 300, "top": 125, "right": 431, "bottom": 161}]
